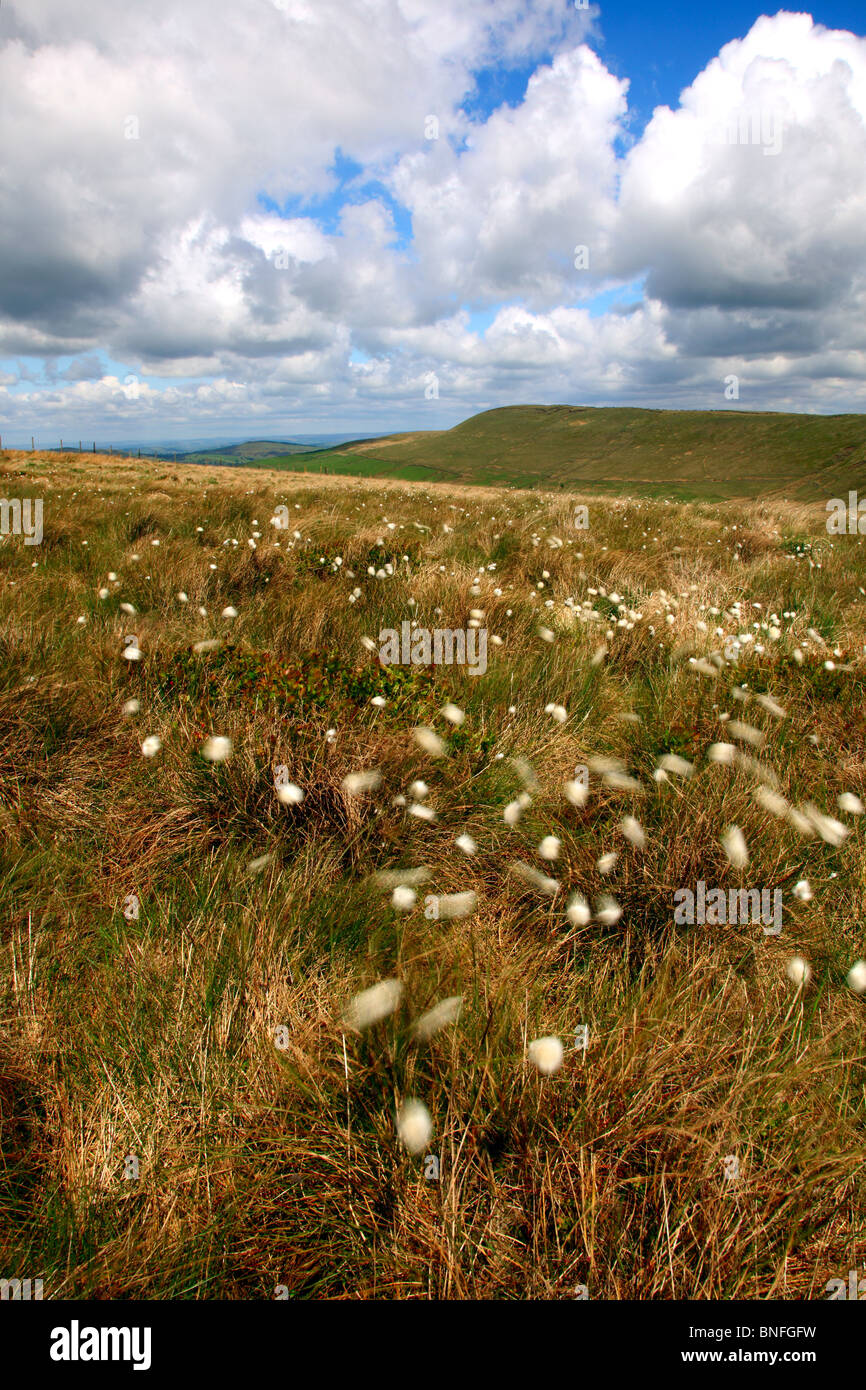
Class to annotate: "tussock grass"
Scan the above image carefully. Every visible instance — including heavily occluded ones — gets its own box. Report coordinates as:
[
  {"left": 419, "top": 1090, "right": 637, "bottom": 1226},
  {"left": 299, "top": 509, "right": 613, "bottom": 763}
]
[{"left": 0, "top": 449, "right": 864, "bottom": 1300}]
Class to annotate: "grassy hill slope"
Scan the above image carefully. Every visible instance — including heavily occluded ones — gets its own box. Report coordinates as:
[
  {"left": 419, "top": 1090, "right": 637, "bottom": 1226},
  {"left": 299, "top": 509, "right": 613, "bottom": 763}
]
[{"left": 258, "top": 405, "right": 866, "bottom": 500}]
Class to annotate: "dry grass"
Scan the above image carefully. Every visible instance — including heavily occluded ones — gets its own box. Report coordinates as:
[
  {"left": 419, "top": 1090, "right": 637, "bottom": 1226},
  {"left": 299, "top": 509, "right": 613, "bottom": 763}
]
[{"left": 0, "top": 448, "right": 864, "bottom": 1299}]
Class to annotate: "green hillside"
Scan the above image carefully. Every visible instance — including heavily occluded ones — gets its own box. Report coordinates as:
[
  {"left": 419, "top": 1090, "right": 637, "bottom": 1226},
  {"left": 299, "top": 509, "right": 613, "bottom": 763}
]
[
  {"left": 178, "top": 439, "right": 318, "bottom": 465},
  {"left": 253, "top": 405, "right": 866, "bottom": 500}
]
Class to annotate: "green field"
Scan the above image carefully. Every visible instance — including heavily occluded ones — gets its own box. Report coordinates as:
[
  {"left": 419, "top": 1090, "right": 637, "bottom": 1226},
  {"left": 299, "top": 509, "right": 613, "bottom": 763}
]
[{"left": 255, "top": 405, "right": 866, "bottom": 500}]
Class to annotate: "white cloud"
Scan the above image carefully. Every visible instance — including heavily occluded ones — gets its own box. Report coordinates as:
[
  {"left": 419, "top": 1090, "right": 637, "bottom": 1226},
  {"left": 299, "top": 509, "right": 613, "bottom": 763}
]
[{"left": 2, "top": 4, "right": 866, "bottom": 436}]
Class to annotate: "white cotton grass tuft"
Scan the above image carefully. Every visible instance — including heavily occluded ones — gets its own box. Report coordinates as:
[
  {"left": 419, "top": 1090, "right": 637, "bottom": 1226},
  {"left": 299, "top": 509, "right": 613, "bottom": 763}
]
[
  {"left": 511, "top": 862, "right": 559, "bottom": 895},
  {"left": 431, "top": 890, "right": 477, "bottom": 919},
  {"left": 620, "top": 816, "right": 645, "bottom": 848},
  {"left": 846, "top": 960, "right": 866, "bottom": 994},
  {"left": 837, "top": 792, "right": 864, "bottom": 815},
  {"left": 754, "top": 786, "right": 789, "bottom": 818},
  {"left": 193, "top": 638, "right": 221, "bottom": 654},
  {"left": 455, "top": 833, "right": 476, "bottom": 855},
  {"left": 657, "top": 754, "right": 693, "bottom": 777},
  {"left": 538, "top": 835, "right": 560, "bottom": 861},
  {"left": 122, "top": 645, "right": 142, "bottom": 662},
  {"left": 413, "top": 726, "right": 447, "bottom": 757},
  {"left": 247, "top": 854, "right": 273, "bottom": 874},
  {"left": 344, "top": 978, "right": 403, "bottom": 1031},
  {"left": 141, "top": 735, "right": 162, "bottom": 758},
  {"left": 566, "top": 893, "right": 591, "bottom": 927},
  {"left": 727, "top": 720, "right": 765, "bottom": 748},
  {"left": 120, "top": 602, "right": 137, "bottom": 616},
  {"left": 527, "top": 1035, "right": 564, "bottom": 1075},
  {"left": 564, "top": 779, "right": 588, "bottom": 806},
  {"left": 408, "top": 780, "right": 429, "bottom": 800},
  {"left": 221, "top": 605, "right": 238, "bottom": 619},
  {"left": 754, "top": 693, "right": 786, "bottom": 719},
  {"left": 391, "top": 885, "right": 417, "bottom": 911},
  {"left": 785, "top": 956, "right": 812, "bottom": 987},
  {"left": 721, "top": 825, "right": 749, "bottom": 869},
  {"left": 371, "top": 866, "right": 431, "bottom": 889},
  {"left": 801, "top": 804, "right": 848, "bottom": 846},
  {"left": 441, "top": 702, "right": 464, "bottom": 725},
  {"left": 396, "top": 1099, "right": 433, "bottom": 1154},
  {"left": 342, "top": 769, "right": 382, "bottom": 795},
  {"left": 597, "top": 851, "right": 618, "bottom": 874},
  {"left": 408, "top": 802, "right": 436, "bottom": 821},
  {"left": 546, "top": 703, "right": 568, "bottom": 723},
  {"left": 792, "top": 879, "right": 813, "bottom": 901},
  {"left": 201, "top": 735, "right": 232, "bottom": 762},
  {"left": 707, "top": 742, "right": 737, "bottom": 764},
  {"left": 504, "top": 799, "right": 524, "bottom": 826},
  {"left": 595, "top": 895, "right": 622, "bottom": 925},
  {"left": 410, "top": 995, "right": 462, "bottom": 1041},
  {"left": 122, "top": 698, "right": 140, "bottom": 716},
  {"left": 275, "top": 781, "right": 304, "bottom": 805},
  {"left": 370, "top": 695, "right": 387, "bottom": 708}
]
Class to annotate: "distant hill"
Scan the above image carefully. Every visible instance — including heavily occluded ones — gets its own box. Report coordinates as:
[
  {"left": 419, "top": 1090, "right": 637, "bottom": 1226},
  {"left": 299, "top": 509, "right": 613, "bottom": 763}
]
[
  {"left": 245, "top": 405, "right": 866, "bottom": 500},
  {"left": 175, "top": 439, "right": 319, "bottom": 464}
]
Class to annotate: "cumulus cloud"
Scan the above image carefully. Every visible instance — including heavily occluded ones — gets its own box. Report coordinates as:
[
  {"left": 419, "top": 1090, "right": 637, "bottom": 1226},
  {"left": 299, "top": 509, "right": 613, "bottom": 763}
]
[{"left": 1, "top": 4, "right": 866, "bottom": 437}]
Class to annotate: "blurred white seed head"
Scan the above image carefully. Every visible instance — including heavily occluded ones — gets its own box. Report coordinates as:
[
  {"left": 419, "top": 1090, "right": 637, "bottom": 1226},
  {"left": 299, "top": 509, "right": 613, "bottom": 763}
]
[
  {"left": 410, "top": 996, "right": 462, "bottom": 1041},
  {"left": 566, "top": 893, "right": 591, "bottom": 927},
  {"left": 141, "top": 735, "right": 161, "bottom": 758},
  {"left": 721, "top": 825, "right": 749, "bottom": 869},
  {"left": 275, "top": 781, "right": 304, "bottom": 805},
  {"left": 345, "top": 978, "right": 403, "bottom": 1030},
  {"left": 785, "top": 956, "right": 811, "bottom": 987},
  {"left": 201, "top": 735, "right": 232, "bottom": 762},
  {"left": 620, "top": 816, "right": 645, "bottom": 848},
  {"left": 396, "top": 1099, "right": 432, "bottom": 1154},
  {"left": 846, "top": 960, "right": 866, "bottom": 994},
  {"left": 413, "top": 726, "right": 447, "bottom": 757},
  {"left": 342, "top": 769, "right": 382, "bottom": 795},
  {"left": 538, "top": 835, "right": 561, "bottom": 861},
  {"left": 528, "top": 1036, "right": 564, "bottom": 1075}
]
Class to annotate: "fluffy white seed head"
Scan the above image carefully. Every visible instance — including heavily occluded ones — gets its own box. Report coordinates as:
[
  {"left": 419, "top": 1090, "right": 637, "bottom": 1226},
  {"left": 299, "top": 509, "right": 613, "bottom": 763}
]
[
  {"left": 846, "top": 960, "right": 866, "bottom": 994},
  {"left": 275, "top": 781, "right": 304, "bottom": 805},
  {"left": 411, "top": 996, "right": 462, "bottom": 1041},
  {"left": 528, "top": 1036, "right": 564, "bottom": 1075},
  {"left": 201, "top": 735, "right": 232, "bottom": 762},
  {"left": 785, "top": 956, "right": 812, "bottom": 987},
  {"left": 344, "top": 978, "right": 404, "bottom": 1030},
  {"left": 396, "top": 1099, "right": 432, "bottom": 1154},
  {"left": 721, "top": 825, "right": 749, "bottom": 869}
]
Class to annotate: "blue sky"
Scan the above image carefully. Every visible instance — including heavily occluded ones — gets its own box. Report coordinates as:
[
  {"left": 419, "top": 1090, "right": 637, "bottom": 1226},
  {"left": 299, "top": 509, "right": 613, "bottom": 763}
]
[{"left": 2, "top": 1, "right": 866, "bottom": 444}]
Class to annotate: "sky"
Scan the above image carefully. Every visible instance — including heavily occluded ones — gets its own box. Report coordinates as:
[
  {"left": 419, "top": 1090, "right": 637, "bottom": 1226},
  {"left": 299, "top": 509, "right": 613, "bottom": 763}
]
[{"left": 1, "top": 1, "right": 866, "bottom": 445}]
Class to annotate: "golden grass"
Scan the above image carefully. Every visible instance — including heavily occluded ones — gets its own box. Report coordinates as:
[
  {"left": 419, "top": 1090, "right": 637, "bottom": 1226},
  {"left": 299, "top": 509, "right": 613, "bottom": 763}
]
[{"left": 0, "top": 448, "right": 864, "bottom": 1299}]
